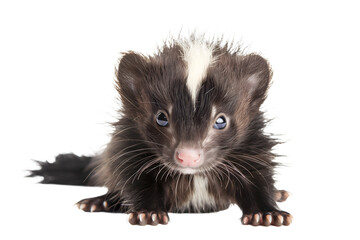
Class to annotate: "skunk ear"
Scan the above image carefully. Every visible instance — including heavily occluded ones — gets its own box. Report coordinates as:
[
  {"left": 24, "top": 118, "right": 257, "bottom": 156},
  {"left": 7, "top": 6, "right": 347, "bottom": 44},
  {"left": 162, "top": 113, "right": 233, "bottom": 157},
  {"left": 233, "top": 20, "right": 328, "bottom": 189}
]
[
  {"left": 116, "top": 52, "right": 148, "bottom": 108},
  {"left": 241, "top": 54, "right": 272, "bottom": 106}
]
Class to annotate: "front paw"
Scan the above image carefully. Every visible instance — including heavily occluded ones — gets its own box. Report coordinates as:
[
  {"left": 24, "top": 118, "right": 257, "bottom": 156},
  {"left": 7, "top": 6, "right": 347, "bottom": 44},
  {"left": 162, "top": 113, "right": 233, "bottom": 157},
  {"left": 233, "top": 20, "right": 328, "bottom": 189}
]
[
  {"left": 76, "top": 196, "right": 109, "bottom": 212},
  {"left": 128, "top": 211, "right": 169, "bottom": 226},
  {"left": 242, "top": 211, "right": 293, "bottom": 226}
]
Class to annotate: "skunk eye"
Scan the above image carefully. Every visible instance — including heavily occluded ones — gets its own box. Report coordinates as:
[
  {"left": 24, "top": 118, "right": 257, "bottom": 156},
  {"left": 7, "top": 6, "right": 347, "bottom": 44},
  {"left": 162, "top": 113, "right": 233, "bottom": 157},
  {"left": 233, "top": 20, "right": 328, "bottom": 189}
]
[
  {"left": 156, "top": 112, "right": 169, "bottom": 127},
  {"left": 213, "top": 116, "right": 227, "bottom": 129}
]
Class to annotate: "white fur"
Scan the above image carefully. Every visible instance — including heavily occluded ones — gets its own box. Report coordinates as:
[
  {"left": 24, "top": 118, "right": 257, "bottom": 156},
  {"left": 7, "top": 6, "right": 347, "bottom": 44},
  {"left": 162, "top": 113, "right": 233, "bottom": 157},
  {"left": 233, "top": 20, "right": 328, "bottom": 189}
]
[
  {"left": 180, "top": 168, "right": 198, "bottom": 174},
  {"left": 180, "top": 175, "right": 216, "bottom": 212},
  {"left": 181, "top": 41, "right": 214, "bottom": 104}
]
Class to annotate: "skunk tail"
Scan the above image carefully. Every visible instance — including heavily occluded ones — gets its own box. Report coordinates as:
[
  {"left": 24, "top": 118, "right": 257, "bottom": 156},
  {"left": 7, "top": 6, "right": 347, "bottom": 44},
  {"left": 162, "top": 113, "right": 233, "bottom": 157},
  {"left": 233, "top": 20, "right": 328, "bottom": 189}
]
[{"left": 28, "top": 153, "right": 97, "bottom": 186}]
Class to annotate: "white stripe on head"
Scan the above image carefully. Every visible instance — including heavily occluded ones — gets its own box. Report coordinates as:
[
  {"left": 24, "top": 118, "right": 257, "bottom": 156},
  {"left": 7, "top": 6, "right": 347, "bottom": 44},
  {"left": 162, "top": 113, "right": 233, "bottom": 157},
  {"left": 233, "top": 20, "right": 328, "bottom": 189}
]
[{"left": 181, "top": 41, "right": 214, "bottom": 104}]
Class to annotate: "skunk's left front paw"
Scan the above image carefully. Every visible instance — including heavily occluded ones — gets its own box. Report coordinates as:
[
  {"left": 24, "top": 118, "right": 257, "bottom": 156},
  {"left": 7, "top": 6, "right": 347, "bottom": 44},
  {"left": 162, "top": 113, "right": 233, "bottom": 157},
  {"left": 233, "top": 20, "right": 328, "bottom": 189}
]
[
  {"left": 242, "top": 211, "right": 293, "bottom": 226},
  {"left": 128, "top": 211, "right": 169, "bottom": 226},
  {"left": 275, "top": 190, "right": 289, "bottom": 202}
]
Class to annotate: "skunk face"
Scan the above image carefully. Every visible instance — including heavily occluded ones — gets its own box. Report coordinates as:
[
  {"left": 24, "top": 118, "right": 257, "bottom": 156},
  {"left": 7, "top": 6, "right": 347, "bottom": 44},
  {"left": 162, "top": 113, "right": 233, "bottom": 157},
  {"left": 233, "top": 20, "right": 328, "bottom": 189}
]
[{"left": 116, "top": 38, "right": 272, "bottom": 175}]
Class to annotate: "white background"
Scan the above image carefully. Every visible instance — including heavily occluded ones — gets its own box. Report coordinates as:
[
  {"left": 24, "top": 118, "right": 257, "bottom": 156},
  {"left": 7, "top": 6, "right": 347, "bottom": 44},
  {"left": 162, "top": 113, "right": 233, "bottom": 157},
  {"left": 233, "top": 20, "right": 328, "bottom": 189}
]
[{"left": 1, "top": 0, "right": 359, "bottom": 239}]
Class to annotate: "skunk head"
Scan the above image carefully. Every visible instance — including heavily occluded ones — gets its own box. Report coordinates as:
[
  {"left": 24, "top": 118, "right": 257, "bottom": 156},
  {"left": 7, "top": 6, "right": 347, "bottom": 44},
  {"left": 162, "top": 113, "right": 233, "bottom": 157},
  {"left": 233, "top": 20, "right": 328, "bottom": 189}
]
[{"left": 116, "top": 37, "right": 272, "bottom": 175}]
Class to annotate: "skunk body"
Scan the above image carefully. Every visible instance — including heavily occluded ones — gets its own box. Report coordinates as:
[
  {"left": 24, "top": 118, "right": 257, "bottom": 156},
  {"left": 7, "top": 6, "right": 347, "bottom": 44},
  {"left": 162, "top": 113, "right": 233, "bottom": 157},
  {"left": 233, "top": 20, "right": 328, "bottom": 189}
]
[{"left": 30, "top": 36, "right": 292, "bottom": 226}]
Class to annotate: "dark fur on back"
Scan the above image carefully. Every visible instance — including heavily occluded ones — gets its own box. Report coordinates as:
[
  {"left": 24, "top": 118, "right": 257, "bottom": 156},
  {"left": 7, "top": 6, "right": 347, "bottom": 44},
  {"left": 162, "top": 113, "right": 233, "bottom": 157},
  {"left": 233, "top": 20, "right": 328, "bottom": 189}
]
[{"left": 30, "top": 36, "right": 291, "bottom": 225}]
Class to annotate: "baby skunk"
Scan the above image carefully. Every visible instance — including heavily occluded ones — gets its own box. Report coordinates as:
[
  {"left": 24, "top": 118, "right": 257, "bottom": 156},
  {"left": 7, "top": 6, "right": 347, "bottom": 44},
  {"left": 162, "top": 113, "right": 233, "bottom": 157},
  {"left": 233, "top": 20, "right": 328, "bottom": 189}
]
[{"left": 30, "top": 36, "right": 292, "bottom": 226}]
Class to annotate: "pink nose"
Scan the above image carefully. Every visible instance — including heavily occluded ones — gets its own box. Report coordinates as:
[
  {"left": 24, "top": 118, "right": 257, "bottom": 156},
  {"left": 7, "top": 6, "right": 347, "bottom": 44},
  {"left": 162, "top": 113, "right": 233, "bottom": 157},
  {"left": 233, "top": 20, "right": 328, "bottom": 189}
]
[{"left": 176, "top": 149, "right": 201, "bottom": 167}]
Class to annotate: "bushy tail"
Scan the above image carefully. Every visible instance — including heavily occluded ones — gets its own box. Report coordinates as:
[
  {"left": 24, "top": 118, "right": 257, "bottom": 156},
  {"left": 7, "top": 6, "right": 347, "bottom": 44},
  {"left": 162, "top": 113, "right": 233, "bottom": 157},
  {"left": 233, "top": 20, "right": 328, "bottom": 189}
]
[{"left": 28, "top": 153, "right": 97, "bottom": 186}]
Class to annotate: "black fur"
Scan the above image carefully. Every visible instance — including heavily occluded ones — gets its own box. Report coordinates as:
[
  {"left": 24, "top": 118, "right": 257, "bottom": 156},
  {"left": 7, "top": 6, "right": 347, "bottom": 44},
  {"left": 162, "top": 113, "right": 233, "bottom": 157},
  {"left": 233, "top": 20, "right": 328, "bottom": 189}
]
[
  {"left": 29, "top": 153, "right": 95, "bottom": 186},
  {"left": 30, "top": 36, "right": 291, "bottom": 226}
]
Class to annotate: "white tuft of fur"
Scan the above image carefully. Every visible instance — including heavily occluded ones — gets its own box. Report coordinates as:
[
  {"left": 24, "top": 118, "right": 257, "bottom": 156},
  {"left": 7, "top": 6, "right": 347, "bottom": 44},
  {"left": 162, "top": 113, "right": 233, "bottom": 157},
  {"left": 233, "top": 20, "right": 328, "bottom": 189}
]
[
  {"left": 181, "top": 41, "right": 214, "bottom": 104},
  {"left": 180, "top": 175, "right": 216, "bottom": 212},
  {"left": 180, "top": 168, "right": 198, "bottom": 174}
]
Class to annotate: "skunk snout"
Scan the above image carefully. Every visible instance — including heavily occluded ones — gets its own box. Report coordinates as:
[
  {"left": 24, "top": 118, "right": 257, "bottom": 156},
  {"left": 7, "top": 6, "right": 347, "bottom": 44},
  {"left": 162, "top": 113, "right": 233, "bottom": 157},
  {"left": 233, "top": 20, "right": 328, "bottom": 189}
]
[{"left": 175, "top": 148, "right": 203, "bottom": 168}]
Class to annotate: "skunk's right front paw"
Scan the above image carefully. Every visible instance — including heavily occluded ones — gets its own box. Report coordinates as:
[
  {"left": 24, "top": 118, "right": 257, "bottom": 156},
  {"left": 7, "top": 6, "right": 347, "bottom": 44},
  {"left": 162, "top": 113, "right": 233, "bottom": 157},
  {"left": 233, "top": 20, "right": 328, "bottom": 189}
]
[
  {"left": 76, "top": 195, "right": 109, "bottom": 212},
  {"left": 128, "top": 211, "right": 169, "bottom": 226}
]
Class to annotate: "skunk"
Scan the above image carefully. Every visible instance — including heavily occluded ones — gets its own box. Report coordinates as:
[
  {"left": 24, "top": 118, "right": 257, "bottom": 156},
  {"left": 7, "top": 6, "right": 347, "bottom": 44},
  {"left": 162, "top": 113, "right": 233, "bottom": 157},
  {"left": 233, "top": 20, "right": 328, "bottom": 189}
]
[{"left": 29, "top": 36, "right": 292, "bottom": 226}]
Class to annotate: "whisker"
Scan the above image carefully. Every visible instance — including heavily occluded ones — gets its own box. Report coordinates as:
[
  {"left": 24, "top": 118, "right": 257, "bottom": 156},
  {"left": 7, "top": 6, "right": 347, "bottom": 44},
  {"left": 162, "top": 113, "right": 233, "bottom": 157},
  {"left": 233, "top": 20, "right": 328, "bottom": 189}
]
[
  {"left": 133, "top": 159, "right": 160, "bottom": 182},
  {"left": 226, "top": 155, "right": 270, "bottom": 189},
  {"left": 228, "top": 153, "right": 272, "bottom": 168},
  {"left": 112, "top": 126, "right": 137, "bottom": 137},
  {"left": 162, "top": 162, "right": 178, "bottom": 182},
  {"left": 155, "top": 162, "right": 168, "bottom": 182},
  {"left": 107, "top": 143, "right": 151, "bottom": 164},
  {"left": 224, "top": 159, "right": 254, "bottom": 182},
  {"left": 114, "top": 153, "right": 157, "bottom": 188},
  {"left": 117, "top": 153, "right": 157, "bottom": 178},
  {"left": 212, "top": 165, "right": 224, "bottom": 183},
  {"left": 203, "top": 162, "right": 223, "bottom": 183},
  {"left": 174, "top": 172, "right": 182, "bottom": 203},
  {"left": 112, "top": 148, "right": 157, "bottom": 174},
  {"left": 216, "top": 163, "right": 231, "bottom": 188},
  {"left": 111, "top": 138, "right": 166, "bottom": 147},
  {"left": 229, "top": 160, "right": 254, "bottom": 178},
  {"left": 141, "top": 160, "right": 164, "bottom": 177},
  {"left": 120, "top": 155, "right": 157, "bottom": 194},
  {"left": 228, "top": 161, "right": 254, "bottom": 186},
  {"left": 217, "top": 160, "right": 249, "bottom": 188}
]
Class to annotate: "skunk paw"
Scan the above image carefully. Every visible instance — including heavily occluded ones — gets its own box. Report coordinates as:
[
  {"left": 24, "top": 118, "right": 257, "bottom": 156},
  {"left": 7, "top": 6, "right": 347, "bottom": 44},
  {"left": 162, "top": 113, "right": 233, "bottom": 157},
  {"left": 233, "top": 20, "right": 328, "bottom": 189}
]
[
  {"left": 128, "top": 211, "right": 169, "bottom": 226},
  {"left": 76, "top": 196, "right": 109, "bottom": 212},
  {"left": 242, "top": 211, "right": 293, "bottom": 226}
]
